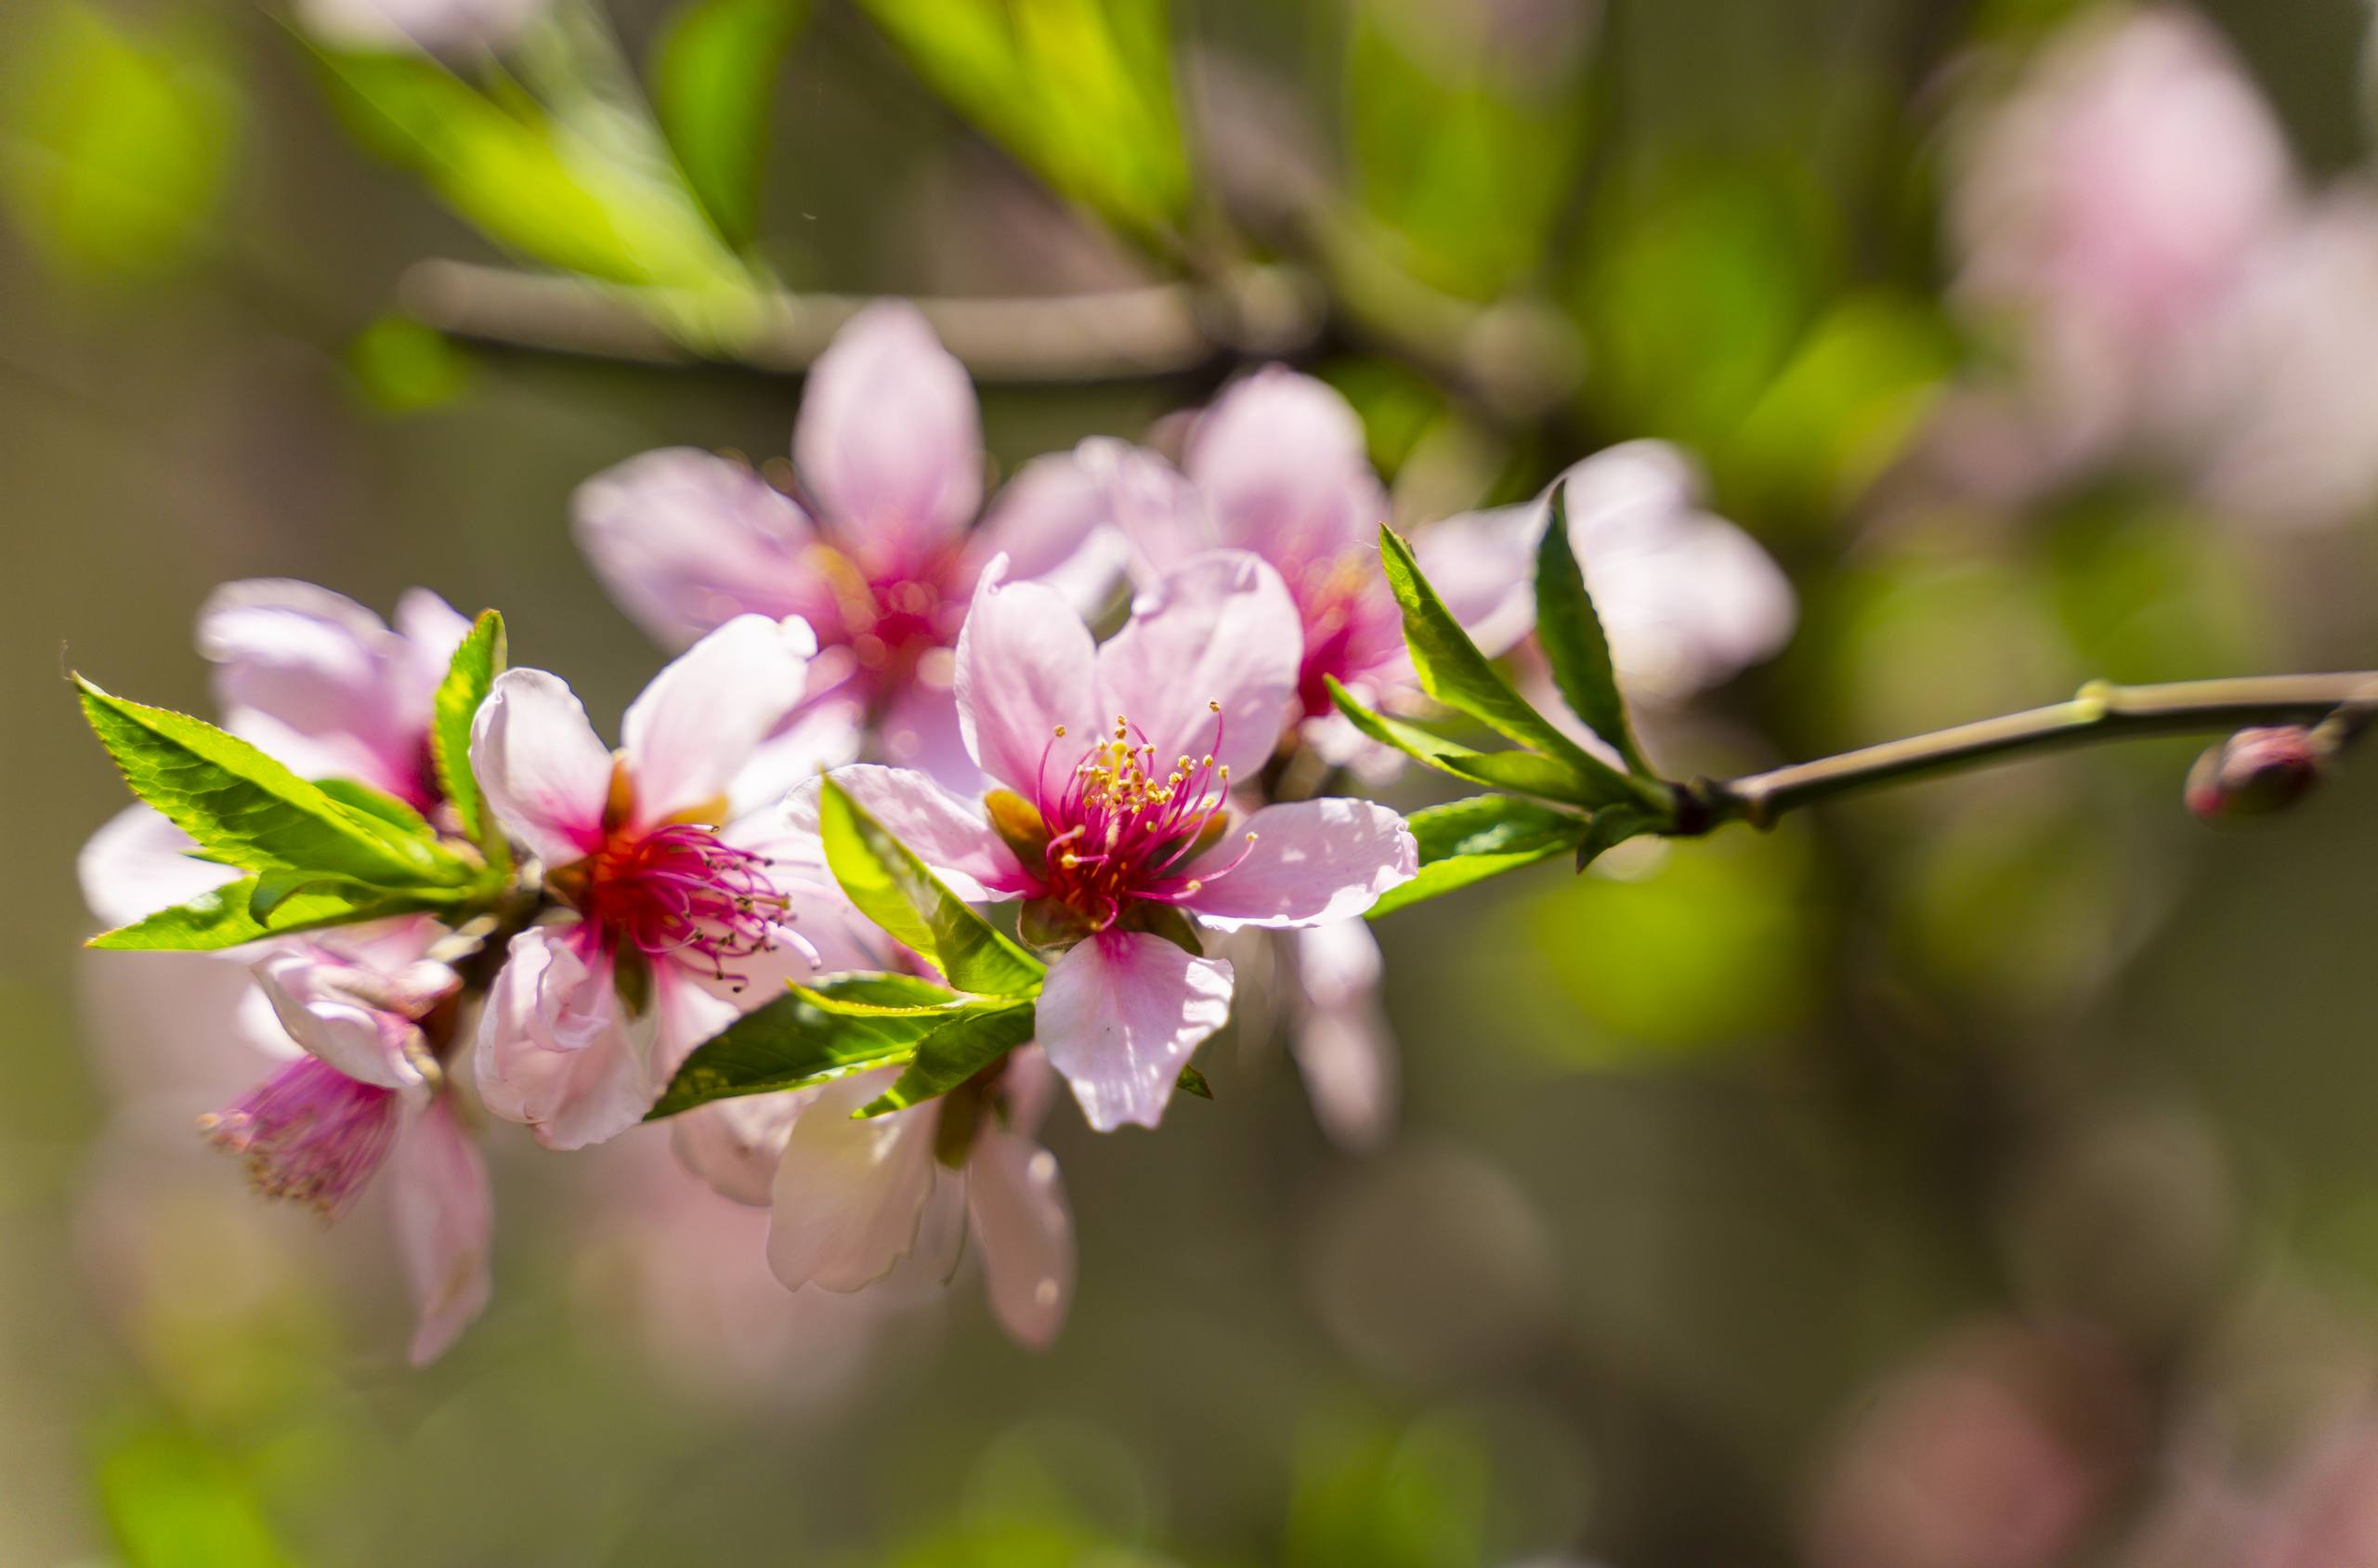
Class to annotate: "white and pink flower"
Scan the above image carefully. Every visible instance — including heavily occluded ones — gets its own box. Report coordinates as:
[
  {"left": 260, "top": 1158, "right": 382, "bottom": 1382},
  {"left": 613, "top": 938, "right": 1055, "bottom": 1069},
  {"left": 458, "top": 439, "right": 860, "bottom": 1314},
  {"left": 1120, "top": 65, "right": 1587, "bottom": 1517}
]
[
  {"left": 573, "top": 304, "right": 1125, "bottom": 787},
  {"left": 806, "top": 549, "right": 1417, "bottom": 1130},
  {"left": 206, "top": 918, "right": 492, "bottom": 1365},
  {"left": 766, "top": 1048, "right": 1074, "bottom": 1350},
  {"left": 468, "top": 613, "right": 867, "bottom": 1151}
]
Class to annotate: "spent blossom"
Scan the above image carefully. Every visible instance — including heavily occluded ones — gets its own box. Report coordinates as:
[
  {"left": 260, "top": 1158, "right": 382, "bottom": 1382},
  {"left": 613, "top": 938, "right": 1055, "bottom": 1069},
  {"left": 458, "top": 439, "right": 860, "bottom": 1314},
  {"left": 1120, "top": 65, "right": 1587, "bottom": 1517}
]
[
  {"left": 574, "top": 303, "right": 1125, "bottom": 785},
  {"left": 469, "top": 613, "right": 867, "bottom": 1150},
  {"left": 210, "top": 919, "right": 491, "bottom": 1365},
  {"left": 804, "top": 549, "right": 1417, "bottom": 1130}
]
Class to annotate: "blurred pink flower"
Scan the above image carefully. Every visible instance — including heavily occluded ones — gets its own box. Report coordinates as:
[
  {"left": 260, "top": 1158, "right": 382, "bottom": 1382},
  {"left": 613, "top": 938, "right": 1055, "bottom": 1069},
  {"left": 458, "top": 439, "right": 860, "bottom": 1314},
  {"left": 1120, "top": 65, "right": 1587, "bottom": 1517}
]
[
  {"left": 801, "top": 550, "right": 1417, "bottom": 1130},
  {"left": 211, "top": 918, "right": 491, "bottom": 1365},
  {"left": 1284, "top": 920, "right": 1398, "bottom": 1151},
  {"left": 1949, "top": 7, "right": 2295, "bottom": 468},
  {"left": 294, "top": 0, "right": 547, "bottom": 54},
  {"left": 1806, "top": 1321, "right": 2136, "bottom": 1568},
  {"left": 574, "top": 304, "right": 1126, "bottom": 788},
  {"left": 2245, "top": 1413, "right": 2378, "bottom": 1568},
  {"left": 766, "top": 1048, "right": 1075, "bottom": 1350},
  {"left": 469, "top": 614, "right": 869, "bottom": 1150}
]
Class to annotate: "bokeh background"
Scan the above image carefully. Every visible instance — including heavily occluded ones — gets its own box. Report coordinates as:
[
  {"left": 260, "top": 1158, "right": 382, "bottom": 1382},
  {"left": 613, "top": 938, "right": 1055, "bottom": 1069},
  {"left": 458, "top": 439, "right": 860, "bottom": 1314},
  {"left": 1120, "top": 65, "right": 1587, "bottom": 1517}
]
[{"left": 10, "top": 0, "right": 2378, "bottom": 1562}]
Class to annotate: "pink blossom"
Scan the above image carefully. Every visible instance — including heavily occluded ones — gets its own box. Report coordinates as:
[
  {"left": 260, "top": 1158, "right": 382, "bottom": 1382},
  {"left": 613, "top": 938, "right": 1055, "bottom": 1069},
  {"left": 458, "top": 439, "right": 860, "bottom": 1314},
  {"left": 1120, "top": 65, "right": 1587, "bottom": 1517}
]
[
  {"left": 801, "top": 550, "right": 1417, "bottom": 1130},
  {"left": 206, "top": 918, "right": 492, "bottom": 1365},
  {"left": 294, "top": 0, "right": 548, "bottom": 54},
  {"left": 1943, "top": 7, "right": 2298, "bottom": 481},
  {"left": 766, "top": 1048, "right": 1075, "bottom": 1350},
  {"left": 1284, "top": 921, "right": 1397, "bottom": 1151},
  {"left": 573, "top": 304, "right": 1126, "bottom": 787},
  {"left": 469, "top": 614, "right": 869, "bottom": 1150}
]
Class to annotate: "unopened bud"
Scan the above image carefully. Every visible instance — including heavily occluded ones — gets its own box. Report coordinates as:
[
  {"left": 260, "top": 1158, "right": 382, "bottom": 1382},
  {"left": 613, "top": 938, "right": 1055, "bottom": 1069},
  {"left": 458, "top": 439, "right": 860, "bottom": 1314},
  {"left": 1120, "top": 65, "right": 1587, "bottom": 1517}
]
[{"left": 2185, "top": 725, "right": 2323, "bottom": 821}]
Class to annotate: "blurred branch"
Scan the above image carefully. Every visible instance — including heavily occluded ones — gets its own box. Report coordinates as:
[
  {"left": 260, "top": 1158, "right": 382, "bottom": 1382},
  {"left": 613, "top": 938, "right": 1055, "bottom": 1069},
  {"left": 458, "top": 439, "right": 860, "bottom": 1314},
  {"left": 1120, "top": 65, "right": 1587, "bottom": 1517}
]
[
  {"left": 1692, "top": 673, "right": 2378, "bottom": 829},
  {"left": 395, "top": 258, "right": 1324, "bottom": 382}
]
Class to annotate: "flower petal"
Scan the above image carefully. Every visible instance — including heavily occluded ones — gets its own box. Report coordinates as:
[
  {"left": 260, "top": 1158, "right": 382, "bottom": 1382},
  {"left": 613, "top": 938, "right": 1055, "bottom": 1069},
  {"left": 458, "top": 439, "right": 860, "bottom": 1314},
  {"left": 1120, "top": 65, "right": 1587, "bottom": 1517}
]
[
  {"left": 1182, "top": 797, "right": 1417, "bottom": 930},
  {"left": 952, "top": 558, "right": 1099, "bottom": 797},
  {"left": 785, "top": 765, "right": 1022, "bottom": 901},
  {"left": 621, "top": 614, "right": 817, "bottom": 824},
  {"left": 765, "top": 1070, "right": 943, "bottom": 1291},
  {"left": 474, "top": 927, "right": 652, "bottom": 1150},
  {"left": 1183, "top": 366, "right": 1385, "bottom": 566},
  {"left": 470, "top": 669, "right": 613, "bottom": 866},
  {"left": 1412, "top": 501, "right": 1541, "bottom": 658},
  {"left": 974, "top": 438, "right": 1179, "bottom": 603},
  {"left": 672, "top": 1090, "right": 812, "bottom": 1207},
  {"left": 198, "top": 578, "right": 424, "bottom": 797},
  {"left": 1094, "top": 549, "right": 1300, "bottom": 777},
  {"left": 390, "top": 1094, "right": 493, "bottom": 1365},
  {"left": 794, "top": 302, "right": 984, "bottom": 555},
  {"left": 1288, "top": 921, "right": 1396, "bottom": 1150},
  {"left": 968, "top": 1127, "right": 1074, "bottom": 1350},
  {"left": 78, "top": 804, "right": 239, "bottom": 932},
  {"left": 573, "top": 447, "right": 824, "bottom": 650},
  {"left": 251, "top": 946, "right": 430, "bottom": 1091},
  {"left": 875, "top": 679, "right": 983, "bottom": 794},
  {"left": 1036, "top": 932, "right": 1234, "bottom": 1131}
]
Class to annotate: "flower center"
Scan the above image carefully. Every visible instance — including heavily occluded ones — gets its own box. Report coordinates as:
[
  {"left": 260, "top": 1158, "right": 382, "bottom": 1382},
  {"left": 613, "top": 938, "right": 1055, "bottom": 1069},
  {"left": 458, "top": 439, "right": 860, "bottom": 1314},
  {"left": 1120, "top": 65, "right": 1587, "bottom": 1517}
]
[
  {"left": 804, "top": 542, "right": 969, "bottom": 699},
  {"left": 572, "top": 822, "right": 790, "bottom": 991},
  {"left": 200, "top": 1056, "right": 399, "bottom": 1220},
  {"left": 1026, "top": 707, "right": 1258, "bottom": 930},
  {"left": 1288, "top": 550, "right": 1397, "bottom": 719}
]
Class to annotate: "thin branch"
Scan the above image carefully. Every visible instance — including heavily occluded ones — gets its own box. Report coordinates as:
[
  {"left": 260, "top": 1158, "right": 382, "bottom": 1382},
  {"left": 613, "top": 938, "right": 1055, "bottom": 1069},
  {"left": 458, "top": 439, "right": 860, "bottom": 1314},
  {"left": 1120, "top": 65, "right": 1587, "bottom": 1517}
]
[
  {"left": 396, "top": 258, "right": 1324, "bottom": 383},
  {"left": 1691, "top": 673, "right": 2378, "bottom": 829}
]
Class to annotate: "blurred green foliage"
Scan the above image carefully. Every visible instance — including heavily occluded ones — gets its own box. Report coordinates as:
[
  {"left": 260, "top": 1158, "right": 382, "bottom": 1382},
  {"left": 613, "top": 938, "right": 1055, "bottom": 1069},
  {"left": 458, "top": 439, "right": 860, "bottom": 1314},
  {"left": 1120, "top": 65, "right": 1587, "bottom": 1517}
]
[{"left": 0, "top": 1, "right": 241, "bottom": 283}]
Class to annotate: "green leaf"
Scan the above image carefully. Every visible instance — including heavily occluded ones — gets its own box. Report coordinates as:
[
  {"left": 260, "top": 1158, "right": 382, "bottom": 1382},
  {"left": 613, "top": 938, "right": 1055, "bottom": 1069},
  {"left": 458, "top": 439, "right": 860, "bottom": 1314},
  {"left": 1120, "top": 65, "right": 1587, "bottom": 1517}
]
[
  {"left": 311, "top": 777, "right": 437, "bottom": 841},
  {"left": 819, "top": 777, "right": 1044, "bottom": 997},
  {"left": 98, "top": 1423, "right": 294, "bottom": 1568},
  {"left": 1378, "top": 526, "right": 1640, "bottom": 806},
  {"left": 309, "top": 45, "right": 744, "bottom": 295},
  {"left": 788, "top": 979, "right": 966, "bottom": 1017},
  {"left": 649, "top": 0, "right": 808, "bottom": 245},
  {"left": 1175, "top": 1063, "right": 1212, "bottom": 1100},
  {"left": 1324, "top": 677, "right": 1600, "bottom": 808},
  {"left": 89, "top": 876, "right": 464, "bottom": 951},
  {"left": 854, "top": 0, "right": 1189, "bottom": 245},
  {"left": 430, "top": 610, "right": 506, "bottom": 868},
  {"left": 1574, "top": 805, "right": 1663, "bottom": 872},
  {"left": 1534, "top": 484, "right": 1654, "bottom": 777},
  {"left": 1367, "top": 794, "right": 1588, "bottom": 918},
  {"left": 858, "top": 1000, "right": 1036, "bottom": 1117},
  {"left": 76, "top": 677, "right": 475, "bottom": 890},
  {"left": 0, "top": 2, "right": 242, "bottom": 284},
  {"left": 647, "top": 973, "right": 971, "bottom": 1117}
]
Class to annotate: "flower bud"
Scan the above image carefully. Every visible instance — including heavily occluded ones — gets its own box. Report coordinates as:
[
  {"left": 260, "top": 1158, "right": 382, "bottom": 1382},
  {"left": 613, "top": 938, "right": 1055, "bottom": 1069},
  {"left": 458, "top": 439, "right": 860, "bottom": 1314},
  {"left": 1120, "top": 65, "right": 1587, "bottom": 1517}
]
[{"left": 2185, "top": 725, "right": 2323, "bottom": 821}]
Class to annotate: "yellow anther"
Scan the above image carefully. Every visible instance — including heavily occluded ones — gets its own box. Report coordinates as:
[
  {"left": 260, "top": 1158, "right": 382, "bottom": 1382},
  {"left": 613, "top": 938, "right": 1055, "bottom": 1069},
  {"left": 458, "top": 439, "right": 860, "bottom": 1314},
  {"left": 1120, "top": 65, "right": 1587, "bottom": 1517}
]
[
  {"left": 1053, "top": 725, "right": 1066, "bottom": 738},
  {"left": 1208, "top": 700, "right": 1221, "bottom": 712},
  {"left": 1184, "top": 880, "right": 1203, "bottom": 894}
]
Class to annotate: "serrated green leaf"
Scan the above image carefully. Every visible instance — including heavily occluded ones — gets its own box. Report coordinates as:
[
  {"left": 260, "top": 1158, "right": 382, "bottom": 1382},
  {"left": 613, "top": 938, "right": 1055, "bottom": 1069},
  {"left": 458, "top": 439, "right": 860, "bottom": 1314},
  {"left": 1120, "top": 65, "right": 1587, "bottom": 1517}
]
[
  {"left": 647, "top": 973, "right": 968, "bottom": 1117},
  {"left": 788, "top": 979, "right": 965, "bottom": 1017},
  {"left": 76, "top": 677, "right": 474, "bottom": 890},
  {"left": 89, "top": 877, "right": 464, "bottom": 951},
  {"left": 430, "top": 610, "right": 506, "bottom": 869},
  {"left": 649, "top": 0, "right": 808, "bottom": 245},
  {"left": 819, "top": 777, "right": 1044, "bottom": 997},
  {"left": 310, "top": 777, "right": 437, "bottom": 841},
  {"left": 858, "top": 1000, "right": 1036, "bottom": 1117},
  {"left": 1378, "top": 526, "right": 1639, "bottom": 806},
  {"left": 1324, "top": 677, "right": 1600, "bottom": 808},
  {"left": 1535, "top": 484, "right": 1654, "bottom": 777},
  {"left": 1368, "top": 794, "right": 1589, "bottom": 918}
]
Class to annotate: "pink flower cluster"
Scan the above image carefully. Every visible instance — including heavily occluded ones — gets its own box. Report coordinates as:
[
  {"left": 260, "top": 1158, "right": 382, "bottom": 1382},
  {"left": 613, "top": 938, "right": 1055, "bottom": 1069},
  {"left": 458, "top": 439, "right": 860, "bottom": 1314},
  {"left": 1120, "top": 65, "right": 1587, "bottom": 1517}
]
[{"left": 79, "top": 305, "right": 1793, "bottom": 1367}]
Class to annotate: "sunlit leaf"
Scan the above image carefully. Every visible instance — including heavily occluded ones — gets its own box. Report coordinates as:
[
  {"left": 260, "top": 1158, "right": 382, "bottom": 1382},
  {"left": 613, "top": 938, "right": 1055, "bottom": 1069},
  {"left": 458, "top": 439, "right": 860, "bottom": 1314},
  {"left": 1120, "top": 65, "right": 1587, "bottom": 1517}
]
[
  {"left": 76, "top": 677, "right": 476, "bottom": 892},
  {"left": 855, "top": 0, "right": 1189, "bottom": 244},
  {"left": 1367, "top": 794, "right": 1586, "bottom": 917},
  {"left": 858, "top": 1000, "right": 1036, "bottom": 1116},
  {"left": 1533, "top": 484, "right": 1653, "bottom": 777},
  {"left": 429, "top": 609, "right": 507, "bottom": 869},
  {"left": 647, "top": 973, "right": 963, "bottom": 1117},
  {"left": 1324, "top": 677, "right": 1601, "bottom": 809},
  {"left": 98, "top": 1424, "right": 293, "bottom": 1568},
  {"left": 88, "top": 876, "right": 466, "bottom": 951},
  {"left": 818, "top": 777, "right": 1044, "bottom": 997},
  {"left": 0, "top": 1, "right": 241, "bottom": 283},
  {"left": 648, "top": 0, "right": 808, "bottom": 244}
]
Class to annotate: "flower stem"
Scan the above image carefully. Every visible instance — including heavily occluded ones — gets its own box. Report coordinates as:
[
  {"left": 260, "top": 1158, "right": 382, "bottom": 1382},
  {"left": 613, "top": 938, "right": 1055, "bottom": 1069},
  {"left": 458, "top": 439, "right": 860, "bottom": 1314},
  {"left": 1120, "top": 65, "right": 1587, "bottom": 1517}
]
[{"left": 1688, "top": 673, "right": 2378, "bottom": 830}]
